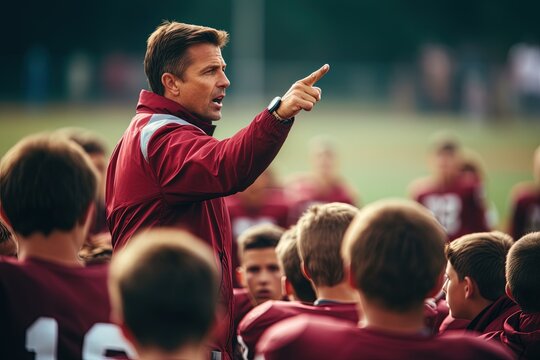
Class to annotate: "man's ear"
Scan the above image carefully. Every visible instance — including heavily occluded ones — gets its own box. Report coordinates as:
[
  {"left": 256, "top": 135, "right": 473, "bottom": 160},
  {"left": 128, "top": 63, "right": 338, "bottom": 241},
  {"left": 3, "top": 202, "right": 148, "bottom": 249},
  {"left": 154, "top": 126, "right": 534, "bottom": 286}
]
[
  {"left": 346, "top": 265, "right": 358, "bottom": 290},
  {"left": 236, "top": 267, "right": 246, "bottom": 288},
  {"left": 161, "top": 73, "right": 181, "bottom": 97},
  {"left": 464, "top": 276, "right": 476, "bottom": 299}
]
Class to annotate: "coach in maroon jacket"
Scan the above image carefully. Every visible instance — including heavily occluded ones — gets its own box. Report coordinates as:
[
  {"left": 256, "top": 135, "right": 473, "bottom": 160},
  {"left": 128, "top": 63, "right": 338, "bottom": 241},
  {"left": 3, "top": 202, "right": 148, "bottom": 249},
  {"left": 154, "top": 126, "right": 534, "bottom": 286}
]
[{"left": 106, "top": 21, "right": 328, "bottom": 360}]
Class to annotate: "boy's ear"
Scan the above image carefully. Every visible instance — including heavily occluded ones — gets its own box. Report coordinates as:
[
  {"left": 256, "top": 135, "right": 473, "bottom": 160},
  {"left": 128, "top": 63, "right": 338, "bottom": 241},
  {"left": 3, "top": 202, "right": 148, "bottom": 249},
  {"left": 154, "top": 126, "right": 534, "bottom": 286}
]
[
  {"left": 301, "top": 261, "right": 312, "bottom": 281},
  {"left": 346, "top": 265, "right": 358, "bottom": 290},
  {"left": 464, "top": 276, "right": 476, "bottom": 299},
  {"left": 505, "top": 283, "right": 515, "bottom": 302},
  {"left": 236, "top": 267, "right": 246, "bottom": 287}
]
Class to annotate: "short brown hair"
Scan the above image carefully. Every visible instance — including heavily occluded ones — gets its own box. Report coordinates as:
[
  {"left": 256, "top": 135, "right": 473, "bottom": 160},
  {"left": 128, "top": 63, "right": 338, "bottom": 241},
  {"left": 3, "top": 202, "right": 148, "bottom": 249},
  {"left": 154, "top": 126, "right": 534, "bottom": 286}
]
[
  {"left": 343, "top": 199, "right": 447, "bottom": 312},
  {"left": 506, "top": 232, "right": 540, "bottom": 313},
  {"left": 275, "top": 226, "right": 316, "bottom": 303},
  {"left": 144, "top": 21, "right": 229, "bottom": 96},
  {"left": 0, "top": 134, "right": 97, "bottom": 237},
  {"left": 297, "top": 202, "right": 358, "bottom": 287},
  {"left": 109, "top": 228, "right": 219, "bottom": 351},
  {"left": 237, "top": 223, "right": 284, "bottom": 261},
  {"left": 446, "top": 231, "right": 514, "bottom": 301}
]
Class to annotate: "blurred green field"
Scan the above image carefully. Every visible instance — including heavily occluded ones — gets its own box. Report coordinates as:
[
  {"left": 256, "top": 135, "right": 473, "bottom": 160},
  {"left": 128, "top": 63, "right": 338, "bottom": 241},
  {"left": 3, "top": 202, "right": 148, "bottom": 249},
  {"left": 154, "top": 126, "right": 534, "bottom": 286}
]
[{"left": 1, "top": 102, "right": 539, "bottom": 231}]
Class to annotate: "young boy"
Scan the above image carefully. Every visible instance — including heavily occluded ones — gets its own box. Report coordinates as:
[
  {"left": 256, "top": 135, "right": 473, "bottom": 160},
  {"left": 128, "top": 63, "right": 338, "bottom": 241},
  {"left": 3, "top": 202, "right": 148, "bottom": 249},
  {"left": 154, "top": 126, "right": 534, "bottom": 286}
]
[
  {"left": 238, "top": 203, "right": 359, "bottom": 360},
  {"left": 109, "top": 228, "right": 220, "bottom": 360},
  {"left": 442, "top": 231, "right": 518, "bottom": 334},
  {"left": 483, "top": 232, "right": 540, "bottom": 359},
  {"left": 409, "top": 134, "right": 489, "bottom": 240},
  {"left": 256, "top": 199, "right": 511, "bottom": 359},
  {"left": 0, "top": 134, "right": 134, "bottom": 359}
]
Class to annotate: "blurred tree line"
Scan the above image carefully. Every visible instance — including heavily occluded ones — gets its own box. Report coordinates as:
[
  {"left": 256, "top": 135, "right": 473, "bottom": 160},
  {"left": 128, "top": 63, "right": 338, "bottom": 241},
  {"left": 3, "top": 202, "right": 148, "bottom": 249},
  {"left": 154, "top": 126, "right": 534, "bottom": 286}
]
[{"left": 2, "top": 0, "right": 539, "bottom": 101}]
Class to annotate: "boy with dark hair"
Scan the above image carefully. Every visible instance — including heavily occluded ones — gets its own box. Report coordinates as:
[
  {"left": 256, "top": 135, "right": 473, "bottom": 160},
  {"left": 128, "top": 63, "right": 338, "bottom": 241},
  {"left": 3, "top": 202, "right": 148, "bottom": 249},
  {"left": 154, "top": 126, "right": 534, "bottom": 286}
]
[
  {"left": 233, "top": 224, "right": 284, "bottom": 358},
  {"left": 0, "top": 134, "right": 133, "bottom": 359},
  {"left": 442, "top": 231, "right": 518, "bottom": 334},
  {"left": 238, "top": 203, "right": 359, "bottom": 360},
  {"left": 257, "top": 199, "right": 511, "bottom": 360},
  {"left": 109, "top": 228, "right": 219, "bottom": 360},
  {"left": 483, "top": 232, "right": 540, "bottom": 359},
  {"left": 236, "top": 223, "right": 285, "bottom": 306}
]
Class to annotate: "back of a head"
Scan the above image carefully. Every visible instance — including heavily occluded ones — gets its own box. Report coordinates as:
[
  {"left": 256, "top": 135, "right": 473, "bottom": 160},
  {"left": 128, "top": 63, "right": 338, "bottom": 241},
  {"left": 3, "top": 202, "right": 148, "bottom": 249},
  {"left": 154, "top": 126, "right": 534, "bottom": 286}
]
[
  {"left": 343, "top": 199, "right": 447, "bottom": 312},
  {"left": 506, "top": 232, "right": 540, "bottom": 313},
  {"left": 275, "top": 226, "right": 316, "bottom": 302},
  {"left": 446, "top": 231, "right": 514, "bottom": 301},
  {"left": 55, "top": 127, "right": 108, "bottom": 156},
  {"left": 237, "top": 223, "right": 284, "bottom": 261},
  {"left": 144, "top": 21, "right": 229, "bottom": 96},
  {"left": 0, "top": 133, "right": 97, "bottom": 237},
  {"left": 109, "top": 228, "right": 219, "bottom": 352},
  {"left": 297, "top": 202, "right": 358, "bottom": 287}
]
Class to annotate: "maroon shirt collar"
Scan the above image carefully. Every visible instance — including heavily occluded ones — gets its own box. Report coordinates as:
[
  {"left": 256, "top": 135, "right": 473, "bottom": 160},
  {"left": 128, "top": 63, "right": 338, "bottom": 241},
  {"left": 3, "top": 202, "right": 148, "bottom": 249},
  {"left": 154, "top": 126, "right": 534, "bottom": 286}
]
[{"left": 136, "top": 90, "right": 216, "bottom": 136}]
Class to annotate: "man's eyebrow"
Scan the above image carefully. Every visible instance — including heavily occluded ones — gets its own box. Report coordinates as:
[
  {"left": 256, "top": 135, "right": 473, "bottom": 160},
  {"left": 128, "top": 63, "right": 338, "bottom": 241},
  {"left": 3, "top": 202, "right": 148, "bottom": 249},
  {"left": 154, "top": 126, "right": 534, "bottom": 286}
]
[{"left": 200, "top": 62, "right": 226, "bottom": 72}]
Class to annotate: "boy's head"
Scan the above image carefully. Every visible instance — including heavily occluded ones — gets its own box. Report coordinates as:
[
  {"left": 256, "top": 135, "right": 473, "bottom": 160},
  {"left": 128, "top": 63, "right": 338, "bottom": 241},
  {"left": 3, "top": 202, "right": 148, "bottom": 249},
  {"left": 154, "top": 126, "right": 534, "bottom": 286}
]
[
  {"left": 275, "top": 226, "right": 316, "bottom": 303},
  {"left": 444, "top": 231, "right": 514, "bottom": 320},
  {"left": 109, "top": 228, "right": 218, "bottom": 354},
  {"left": 297, "top": 202, "right": 358, "bottom": 288},
  {"left": 237, "top": 223, "right": 284, "bottom": 305},
  {"left": 343, "top": 199, "right": 447, "bottom": 312},
  {"left": 429, "top": 132, "right": 462, "bottom": 180},
  {"left": 506, "top": 232, "right": 540, "bottom": 313},
  {"left": 0, "top": 133, "right": 97, "bottom": 238}
]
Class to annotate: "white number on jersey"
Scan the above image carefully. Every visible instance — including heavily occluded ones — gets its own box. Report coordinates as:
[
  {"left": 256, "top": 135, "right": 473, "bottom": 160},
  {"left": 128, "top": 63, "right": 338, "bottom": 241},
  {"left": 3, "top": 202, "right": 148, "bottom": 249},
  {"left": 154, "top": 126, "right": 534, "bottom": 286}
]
[{"left": 25, "top": 317, "right": 136, "bottom": 359}]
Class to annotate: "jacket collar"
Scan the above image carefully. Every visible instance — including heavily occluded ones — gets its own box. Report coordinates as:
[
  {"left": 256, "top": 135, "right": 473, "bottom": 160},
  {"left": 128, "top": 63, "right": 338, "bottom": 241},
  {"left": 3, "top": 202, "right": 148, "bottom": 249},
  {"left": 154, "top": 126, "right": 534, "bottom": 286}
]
[{"left": 136, "top": 90, "right": 216, "bottom": 136}]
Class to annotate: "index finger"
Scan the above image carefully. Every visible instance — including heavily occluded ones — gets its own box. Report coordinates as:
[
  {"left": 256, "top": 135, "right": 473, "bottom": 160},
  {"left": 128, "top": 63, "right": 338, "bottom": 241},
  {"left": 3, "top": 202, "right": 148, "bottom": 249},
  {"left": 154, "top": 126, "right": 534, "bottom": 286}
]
[{"left": 299, "top": 64, "right": 330, "bottom": 86}]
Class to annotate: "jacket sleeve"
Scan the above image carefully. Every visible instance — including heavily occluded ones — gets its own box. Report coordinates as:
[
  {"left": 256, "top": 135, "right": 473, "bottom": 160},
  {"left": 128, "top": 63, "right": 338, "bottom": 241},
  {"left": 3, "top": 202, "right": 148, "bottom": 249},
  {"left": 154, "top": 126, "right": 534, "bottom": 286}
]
[{"left": 147, "top": 110, "right": 292, "bottom": 203}]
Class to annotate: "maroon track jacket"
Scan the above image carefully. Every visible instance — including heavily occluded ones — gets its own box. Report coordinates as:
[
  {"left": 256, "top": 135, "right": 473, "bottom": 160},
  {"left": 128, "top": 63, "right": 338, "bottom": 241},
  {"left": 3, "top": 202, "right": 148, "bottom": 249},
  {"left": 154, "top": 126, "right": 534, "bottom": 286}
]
[{"left": 106, "top": 90, "right": 292, "bottom": 359}]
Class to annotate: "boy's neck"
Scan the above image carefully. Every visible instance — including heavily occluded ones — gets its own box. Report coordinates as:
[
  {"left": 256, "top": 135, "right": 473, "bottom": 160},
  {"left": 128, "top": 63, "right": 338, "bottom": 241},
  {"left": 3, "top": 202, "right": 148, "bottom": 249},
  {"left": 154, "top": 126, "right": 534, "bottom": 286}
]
[
  {"left": 17, "top": 229, "right": 85, "bottom": 267},
  {"left": 316, "top": 282, "right": 359, "bottom": 304}
]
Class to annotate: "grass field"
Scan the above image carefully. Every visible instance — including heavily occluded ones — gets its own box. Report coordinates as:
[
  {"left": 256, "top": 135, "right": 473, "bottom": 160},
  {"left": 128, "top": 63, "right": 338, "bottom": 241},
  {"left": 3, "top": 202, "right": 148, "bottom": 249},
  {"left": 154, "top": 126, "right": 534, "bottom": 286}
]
[{"left": 1, "top": 101, "right": 539, "bottom": 231}]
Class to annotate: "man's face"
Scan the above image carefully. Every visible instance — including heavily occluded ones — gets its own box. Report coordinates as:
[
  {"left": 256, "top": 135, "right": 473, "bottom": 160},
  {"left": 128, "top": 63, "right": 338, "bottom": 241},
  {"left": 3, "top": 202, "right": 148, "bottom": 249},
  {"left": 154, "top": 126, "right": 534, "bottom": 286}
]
[
  {"left": 444, "top": 261, "right": 468, "bottom": 319},
  {"left": 174, "top": 43, "right": 230, "bottom": 121},
  {"left": 240, "top": 248, "right": 282, "bottom": 305}
]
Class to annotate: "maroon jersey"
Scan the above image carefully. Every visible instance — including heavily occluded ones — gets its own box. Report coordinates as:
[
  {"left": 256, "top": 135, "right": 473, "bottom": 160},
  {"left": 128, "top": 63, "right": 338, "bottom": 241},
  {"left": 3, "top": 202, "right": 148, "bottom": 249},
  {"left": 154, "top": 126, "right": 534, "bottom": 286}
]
[
  {"left": 226, "top": 188, "right": 290, "bottom": 287},
  {"left": 238, "top": 300, "right": 358, "bottom": 360},
  {"left": 0, "top": 257, "right": 134, "bottom": 359},
  {"left": 413, "top": 178, "right": 489, "bottom": 240},
  {"left": 440, "top": 296, "right": 518, "bottom": 335},
  {"left": 258, "top": 315, "right": 512, "bottom": 360},
  {"left": 509, "top": 188, "right": 540, "bottom": 239},
  {"left": 483, "top": 311, "right": 540, "bottom": 360}
]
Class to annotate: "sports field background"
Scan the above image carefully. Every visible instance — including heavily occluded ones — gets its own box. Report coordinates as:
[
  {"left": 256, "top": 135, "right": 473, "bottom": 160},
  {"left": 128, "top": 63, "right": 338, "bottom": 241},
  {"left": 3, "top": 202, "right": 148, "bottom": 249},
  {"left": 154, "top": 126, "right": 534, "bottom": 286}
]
[{"left": 1, "top": 101, "right": 538, "bottom": 231}]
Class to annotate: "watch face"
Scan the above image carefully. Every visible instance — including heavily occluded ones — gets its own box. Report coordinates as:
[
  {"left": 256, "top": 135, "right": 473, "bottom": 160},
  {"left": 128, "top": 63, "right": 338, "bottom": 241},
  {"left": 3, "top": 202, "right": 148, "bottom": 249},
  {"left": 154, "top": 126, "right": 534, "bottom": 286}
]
[{"left": 268, "top": 96, "right": 281, "bottom": 112}]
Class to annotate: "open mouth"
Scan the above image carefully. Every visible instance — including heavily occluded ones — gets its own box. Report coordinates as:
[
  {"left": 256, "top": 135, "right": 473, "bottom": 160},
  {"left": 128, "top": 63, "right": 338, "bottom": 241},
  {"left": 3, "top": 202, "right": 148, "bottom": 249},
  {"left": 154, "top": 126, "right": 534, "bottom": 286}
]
[{"left": 212, "top": 95, "right": 224, "bottom": 105}]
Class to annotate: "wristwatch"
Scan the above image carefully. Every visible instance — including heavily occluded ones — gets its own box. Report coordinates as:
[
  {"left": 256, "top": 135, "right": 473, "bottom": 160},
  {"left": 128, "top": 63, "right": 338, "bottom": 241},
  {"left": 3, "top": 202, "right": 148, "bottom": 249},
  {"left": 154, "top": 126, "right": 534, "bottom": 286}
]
[{"left": 267, "top": 96, "right": 292, "bottom": 123}]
